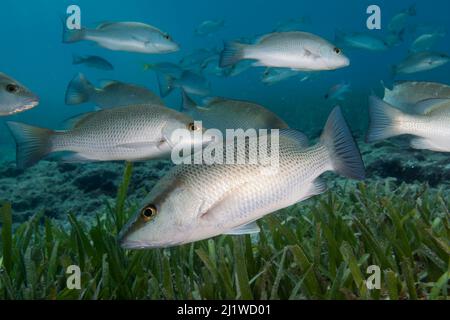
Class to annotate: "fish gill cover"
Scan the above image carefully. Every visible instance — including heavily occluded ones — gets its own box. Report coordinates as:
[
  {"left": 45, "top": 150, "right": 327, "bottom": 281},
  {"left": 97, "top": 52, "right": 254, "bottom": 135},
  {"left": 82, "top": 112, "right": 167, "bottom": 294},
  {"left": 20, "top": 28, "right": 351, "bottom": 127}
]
[{"left": 0, "top": 0, "right": 449, "bottom": 301}]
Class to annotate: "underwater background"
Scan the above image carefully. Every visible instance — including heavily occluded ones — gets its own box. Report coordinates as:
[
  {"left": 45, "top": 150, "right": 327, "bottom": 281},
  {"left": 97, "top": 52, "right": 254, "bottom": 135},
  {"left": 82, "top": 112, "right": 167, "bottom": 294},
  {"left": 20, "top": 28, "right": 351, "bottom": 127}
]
[{"left": 0, "top": 0, "right": 449, "bottom": 300}]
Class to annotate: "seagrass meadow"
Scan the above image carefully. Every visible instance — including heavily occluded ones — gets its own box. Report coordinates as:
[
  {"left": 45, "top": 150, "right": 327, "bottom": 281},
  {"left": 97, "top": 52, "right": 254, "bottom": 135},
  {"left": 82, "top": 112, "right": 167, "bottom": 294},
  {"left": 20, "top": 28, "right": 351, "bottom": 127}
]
[{"left": 0, "top": 163, "right": 448, "bottom": 300}]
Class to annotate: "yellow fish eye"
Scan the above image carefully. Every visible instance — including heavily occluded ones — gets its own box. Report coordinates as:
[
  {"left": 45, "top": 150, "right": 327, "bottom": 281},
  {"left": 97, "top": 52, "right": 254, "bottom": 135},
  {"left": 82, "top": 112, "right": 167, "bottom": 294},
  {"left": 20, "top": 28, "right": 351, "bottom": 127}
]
[{"left": 141, "top": 204, "right": 157, "bottom": 222}]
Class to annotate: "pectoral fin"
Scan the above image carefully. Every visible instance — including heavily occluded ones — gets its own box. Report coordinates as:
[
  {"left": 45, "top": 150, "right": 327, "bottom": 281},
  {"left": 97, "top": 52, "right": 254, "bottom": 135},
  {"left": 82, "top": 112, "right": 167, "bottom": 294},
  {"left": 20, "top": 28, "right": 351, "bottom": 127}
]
[{"left": 223, "top": 221, "right": 260, "bottom": 235}]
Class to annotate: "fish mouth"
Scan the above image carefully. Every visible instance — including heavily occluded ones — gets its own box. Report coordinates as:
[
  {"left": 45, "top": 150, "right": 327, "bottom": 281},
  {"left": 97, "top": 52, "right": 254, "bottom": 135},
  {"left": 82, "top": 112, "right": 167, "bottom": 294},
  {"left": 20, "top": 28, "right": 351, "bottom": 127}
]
[{"left": 8, "top": 99, "right": 39, "bottom": 115}]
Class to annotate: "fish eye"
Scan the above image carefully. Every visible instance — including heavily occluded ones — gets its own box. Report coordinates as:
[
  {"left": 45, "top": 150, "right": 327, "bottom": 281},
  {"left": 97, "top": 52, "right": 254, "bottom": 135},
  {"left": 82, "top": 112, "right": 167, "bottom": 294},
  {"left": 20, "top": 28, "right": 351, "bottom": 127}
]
[
  {"left": 188, "top": 122, "right": 200, "bottom": 131},
  {"left": 141, "top": 204, "right": 157, "bottom": 222},
  {"left": 333, "top": 47, "right": 341, "bottom": 55},
  {"left": 164, "top": 34, "right": 170, "bottom": 40},
  {"left": 6, "top": 84, "right": 19, "bottom": 93}
]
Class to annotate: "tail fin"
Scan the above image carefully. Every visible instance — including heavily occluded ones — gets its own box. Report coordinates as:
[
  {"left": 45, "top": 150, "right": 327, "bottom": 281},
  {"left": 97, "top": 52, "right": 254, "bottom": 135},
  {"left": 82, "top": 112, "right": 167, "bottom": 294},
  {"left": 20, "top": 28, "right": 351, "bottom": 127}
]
[
  {"left": 6, "top": 122, "right": 55, "bottom": 169},
  {"left": 181, "top": 90, "right": 197, "bottom": 112},
  {"left": 220, "top": 41, "right": 246, "bottom": 68},
  {"left": 367, "top": 95, "right": 407, "bottom": 143},
  {"left": 62, "top": 17, "right": 85, "bottom": 43},
  {"left": 320, "top": 106, "right": 365, "bottom": 180},
  {"left": 65, "top": 73, "right": 94, "bottom": 105},
  {"left": 156, "top": 72, "right": 175, "bottom": 97}
]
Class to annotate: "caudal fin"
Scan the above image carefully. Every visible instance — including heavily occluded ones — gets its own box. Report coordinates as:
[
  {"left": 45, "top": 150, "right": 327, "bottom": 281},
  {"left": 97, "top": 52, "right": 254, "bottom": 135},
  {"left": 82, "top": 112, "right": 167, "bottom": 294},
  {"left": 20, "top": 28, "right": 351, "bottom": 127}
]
[
  {"left": 366, "top": 95, "right": 405, "bottom": 143},
  {"left": 220, "top": 41, "right": 246, "bottom": 68},
  {"left": 181, "top": 90, "right": 197, "bottom": 112},
  {"left": 65, "top": 73, "right": 94, "bottom": 105},
  {"left": 6, "top": 122, "right": 55, "bottom": 169},
  {"left": 320, "top": 106, "right": 365, "bottom": 180},
  {"left": 156, "top": 73, "right": 175, "bottom": 97},
  {"left": 62, "top": 17, "right": 85, "bottom": 43}
]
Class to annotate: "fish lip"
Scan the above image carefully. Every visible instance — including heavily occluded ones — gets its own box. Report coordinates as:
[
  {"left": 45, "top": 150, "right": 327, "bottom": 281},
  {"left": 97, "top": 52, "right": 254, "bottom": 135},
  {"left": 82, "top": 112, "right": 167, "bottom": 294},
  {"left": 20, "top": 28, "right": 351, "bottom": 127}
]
[{"left": 8, "top": 99, "right": 39, "bottom": 115}]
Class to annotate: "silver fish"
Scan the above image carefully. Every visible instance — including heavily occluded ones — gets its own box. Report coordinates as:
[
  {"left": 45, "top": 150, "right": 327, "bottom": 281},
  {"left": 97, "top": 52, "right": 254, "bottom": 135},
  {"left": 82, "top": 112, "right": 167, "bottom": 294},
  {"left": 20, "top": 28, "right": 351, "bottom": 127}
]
[
  {"left": 157, "top": 71, "right": 210, "bottom": 97},
  {"left": 409, "top": 32, "right": 446, "bottom": 53},
  {"left": 273, "top": 17, "right": 312, "bottom": 32},
  {"left": 143, "top": 62, "right": 183, "bottom": 78},
  {"left": 220, "top": 32, "right": 349, "bottom": 71},
  {"left": 65, "top": 73, "right": 163, "bottom": 108},
  {"left": 325, "top": 82, "right": 351, "bottom": 101},
  {"left": 367, "top": 95, "right": 450, "bottom": 152},
  {"left": 388, "top": 5, "right": 416, "bottom": 34},
  {"left": 392, "top": 51, "right": 450, "bottom": 75},
  {"left": 72, "top": 55, "right": 114, "bottom": 70},
  {"left": 195, "top": 19, "right": 224, "bottom": 36},
  {"left": 335, "top": 31, "right": 389, "bottom": 51},
  {"left": 0, "top": 72, "right": 39, "bottom": 116},
  {"left": 181, "top": 91, "right": 289, "bottom": 132},
  {"left": 118, "top": 107, "right": 365, "bottom": 249},
  {"left": 63, "top": 21, "right": 179, "bottom": 54},
  {"left": 261, "top": 68, "right": 300, "bottom": 85},
  {"left": 7, "top": 104, "right": 207, "bottom": 169}
]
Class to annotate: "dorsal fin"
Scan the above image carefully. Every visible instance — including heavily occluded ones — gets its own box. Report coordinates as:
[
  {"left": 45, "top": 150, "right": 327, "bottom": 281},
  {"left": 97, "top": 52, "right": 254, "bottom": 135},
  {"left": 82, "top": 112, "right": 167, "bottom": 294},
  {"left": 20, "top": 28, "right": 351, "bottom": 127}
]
[
  {"left": 279, "top": 129, "right": 309, "bottom": 148},
  {"left": 62, "top": 111, "right": 98, "bottom": 129},
  {"left": 412, "top": 98, "right": 450, "bottom": 114},
  {"left": 181, "top": 90, "right": 198, "bottom": 112}
]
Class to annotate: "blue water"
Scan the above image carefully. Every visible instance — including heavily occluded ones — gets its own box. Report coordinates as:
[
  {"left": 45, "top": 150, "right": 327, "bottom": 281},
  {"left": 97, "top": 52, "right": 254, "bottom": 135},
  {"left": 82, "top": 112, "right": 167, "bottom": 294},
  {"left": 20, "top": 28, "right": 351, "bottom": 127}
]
[{"left": 1, "top": 0, "right": 450, "bottom": 151}]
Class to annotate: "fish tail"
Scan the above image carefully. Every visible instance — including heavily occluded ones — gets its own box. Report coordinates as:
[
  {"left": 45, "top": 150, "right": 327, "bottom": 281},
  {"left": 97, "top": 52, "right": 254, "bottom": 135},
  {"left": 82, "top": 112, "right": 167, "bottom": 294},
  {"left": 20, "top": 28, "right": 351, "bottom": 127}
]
[
  {"left": 220, "top": 41, "right": 246, "bottom": 68},
  {"left": 6, "top": 122, "right": 56, "bottom": 169},
  {"left": 65, "top": 73, "right": 94, "bottom": 105},
  {"left": 61, "top": 17, "right": 85, "bottom": 43},
  {"left": 156, "top": 72, "right": 175, "bottom": 97},
  {"left": 366, "top": 95, "right": 406, "bottom": 143},
  {"left": 181, "top": 90, "right": 197, "bottom": 112},
  {"left": 320, "top": 106, "right": 365, "bottom": 180}
]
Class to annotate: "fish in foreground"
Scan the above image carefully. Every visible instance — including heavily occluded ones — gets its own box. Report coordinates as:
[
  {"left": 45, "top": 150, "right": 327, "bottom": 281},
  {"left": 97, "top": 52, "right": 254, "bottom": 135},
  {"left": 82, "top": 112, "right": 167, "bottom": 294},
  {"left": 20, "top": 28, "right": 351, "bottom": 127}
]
[
  {"left": 181, "top": 91, "right": 289, "bottom": 132},
  {"left": 6, "top": 104, "right": 207, "bottom": 169},
  {"left": 220, "top": 31, "right": 349, "bottom": 71},
  {"left": 66, "top": 73, "right": 164, "bottom": 108},
  {"left": 63, "top": 21, "right": 179, "bottom": 54},
  {"left": 0, "top": 72, "right": 39, "bottom": 116},
  {"left": 367, "top": 95, "right": 450, "bottom": 152},
  {"left": 119, "top": 107, "right": 365, "bottom": 249},
  {"left": 195, "top": 19, "right": 224, "bottom": 36},
  {"left": 335, "top": 31, "right": 389, "bottom": 51},
  {"left": 325, "top": 82, "right": 351, "bottom": 101},
  {"left": 72, "top": 55, "right": 114, "bottom": 70},
  {"left": 392, "top": 51, "right": 450, "bottom": 75},
  {"left": 157, "top": 70, "right": 210, "bottom": 97},
  {"left": 383, "top": 81, "right": 450, "bottom": 111}
]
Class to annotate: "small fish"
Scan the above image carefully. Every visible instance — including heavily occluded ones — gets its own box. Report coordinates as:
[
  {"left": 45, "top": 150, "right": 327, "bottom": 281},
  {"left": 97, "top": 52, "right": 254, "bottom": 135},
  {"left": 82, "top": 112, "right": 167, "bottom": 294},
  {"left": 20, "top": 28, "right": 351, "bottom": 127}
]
[
  {"left": 118, "top": 107, "right": 365, "bottom": 249},
  {"left": 181, "top": 91, "right": 289, "bottom": 132},
  {"left": 195, "top": 19, "right": 225, "bottom": 36},
  {"left": 384, "top": 31, "right": 405, "bottom": 48},
  {"left": 6, "top": 104, "right": 208, "bottom": 169},
  {"left": 335, "top": 31, "right": 389, "bottom": 51},
  {"left": 72, "top": 55, "right": 114, "bottom": 70},
  {"left": 220, "top": 32, "right": 349, "bottom": 71},
  {"left": 273, "top": 17, "right": 312, "bottom": 32},
  {"left": 63, "top": 21, "right": 179, "bottom": 54},
  {"left": 383, "top": 81, "right": 450, "bottom": 111},
  {"left": 179, "top": 49, "right": 218, "bottom": 70},
  {"left": 143, "top": 62, "right": 183, "bottom": 78},
  {"left": 325, "top": 82, "right": 351, "bottom": 101},
  {"left": 367, "top": 95, "right": 450, "bottom": 152},
  {"left": 65, "top": 73, "right": 164, "bottom": 108},
  {"left": 200, "top": 55, "right": 228, "bottom": 77},
  {"left": 225, "top": 60, "right": 254, "bottom": 77},
  {"left": 388, "top": 5, "right": 416, "bottom": 35},
  {"left": 409, "top": 32, "right": 446, "bottom": 53},
  {"left": 0, "top": 72, "right": 39, "bottom": 116},
  {"left": 261, "top": 68, "right": 300, "bottom": 85},
  {"left": 392, "top": 51, "right": 450, "bottom": 75},
  {"left": 157, "top": 71, "right": 210, "bottom": 97}
]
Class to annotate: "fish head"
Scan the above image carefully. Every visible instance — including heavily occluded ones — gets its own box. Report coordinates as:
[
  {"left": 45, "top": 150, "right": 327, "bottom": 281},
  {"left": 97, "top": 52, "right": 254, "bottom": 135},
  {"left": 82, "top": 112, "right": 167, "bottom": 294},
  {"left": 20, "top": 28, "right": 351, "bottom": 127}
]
[
  {"left": 119, "top": 179, "right": 204, "bottom": 249},
  {"left": 0, "top": 73, "right": 39, "bottom": 115},
  {"left": 150, "top": 32, "right": 180, "bottom": 53},
  {"left": 318, "top": 45, "right": 350, "bottom": 70}
]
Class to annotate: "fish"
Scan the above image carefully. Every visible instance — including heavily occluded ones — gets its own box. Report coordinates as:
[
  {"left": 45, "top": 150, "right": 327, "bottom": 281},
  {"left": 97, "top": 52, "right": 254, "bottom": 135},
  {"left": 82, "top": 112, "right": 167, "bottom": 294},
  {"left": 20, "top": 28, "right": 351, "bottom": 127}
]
[
  {"left": 195, "top": 19, "right": 224, "bottom": 36},
  {"left": 261, "top": 68, "right": 300, "bottom": 85},
  {"left": 388, "top": 5, "right": 416, "bottom": 35},
  {"left": 409, "top": 32, "right": 446, "bottom": 53},
  {"left": 325, "top": 82, "right": 351, "bottom": 101},
  {"left": 179, "top": 49, "right": 218, "bottom": 70},
  {"left": 6, "top": 104, "right": 209, "bottom": 169},
  {"left": 335, "top": 31, "right": 389, "bottom": 51},
  {"left": 220, "top": 31, "right": 349, "bottom": 71},
  {"left": 0, "top": 72, "right": 39, "bottom": 116},
  {"left": 118, "top": 106, "right": 365, "bottom": 249},
  {"left": 143, "top": 62, "right": 183, "bottom": 78},
  {"left": 181, "top": 91, "right": 289, "bottom": 132},
  {"left": 273, "top": 17, "right": 312, "bottom": 32},
  {"left": 367, "top": 95, "right": 450, "bottom": 152},
  {"left": 157, "top": 71, "right": 210, "bottom": 97},
  {"left": 392, "top": 52, "right": 450, "bottom": 75},
  {"left": 65, "top": 73, "right": 164, "bottom": 108},
  {"left": 72, "top": 55, "right": 114, "bottom": 70},
  {"left": 225, "top": 60, "right": 254, "bottom": 77},
  {"left": 383, "top": 81, "right": 450, "bottom": 111},
  {"left": 62, "top": 21, "right": 179, "bottom": 54}
]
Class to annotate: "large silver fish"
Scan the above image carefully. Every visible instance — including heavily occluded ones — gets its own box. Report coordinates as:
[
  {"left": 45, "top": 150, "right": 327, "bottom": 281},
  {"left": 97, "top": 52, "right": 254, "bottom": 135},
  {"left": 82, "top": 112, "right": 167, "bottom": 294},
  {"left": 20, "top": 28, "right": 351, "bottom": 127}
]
[
  {"left": 0, "top": 73, "right": 39, "bottom": 116},
  {"left": 7, "top": 104, "right": 207, "bottom": 169},
  {"left": 119, "top": 107, "right": 365, "bottom": 249},
  {"left": 181, "top": 92, "right": 289, "bottom": 132},
  {"left": 220, "top": 32, "right": 349, "bottom": 71},
  {"left": 65, "top": 73, "right": 164, "bottom": 108},
  {"left": 367, "top": 95, "right": 450, "bottom": 152},
  {"left": 63, "top": 21, "right": 179, "bottom": 54},
  {"left": 392, "top": 52, "right": 450, "bottom": 75}
]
